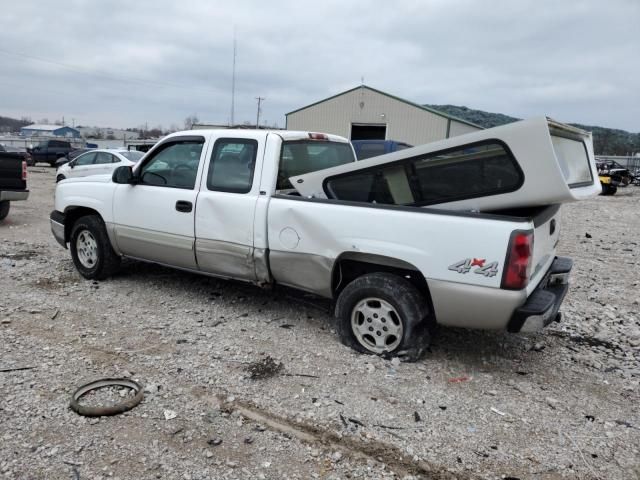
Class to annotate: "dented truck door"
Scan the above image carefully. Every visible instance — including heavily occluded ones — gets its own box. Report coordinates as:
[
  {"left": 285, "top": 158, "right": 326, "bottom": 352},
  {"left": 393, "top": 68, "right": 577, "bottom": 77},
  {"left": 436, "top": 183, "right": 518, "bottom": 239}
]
[{"left": 194, "top": 133, "right": 265, "bottom": 281}]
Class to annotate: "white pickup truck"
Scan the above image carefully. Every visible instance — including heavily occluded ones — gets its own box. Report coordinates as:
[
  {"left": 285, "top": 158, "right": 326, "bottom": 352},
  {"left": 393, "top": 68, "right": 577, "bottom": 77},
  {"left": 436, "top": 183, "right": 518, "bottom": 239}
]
[{"left": 50, "top": 119, "right": 600, "bottom": 359}]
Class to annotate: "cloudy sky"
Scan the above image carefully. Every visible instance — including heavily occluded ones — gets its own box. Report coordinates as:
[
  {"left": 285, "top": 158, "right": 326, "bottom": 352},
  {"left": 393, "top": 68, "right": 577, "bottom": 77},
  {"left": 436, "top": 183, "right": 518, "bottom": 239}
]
[{"left": 0, "top": 0, "right": 638, "bottom": 131}]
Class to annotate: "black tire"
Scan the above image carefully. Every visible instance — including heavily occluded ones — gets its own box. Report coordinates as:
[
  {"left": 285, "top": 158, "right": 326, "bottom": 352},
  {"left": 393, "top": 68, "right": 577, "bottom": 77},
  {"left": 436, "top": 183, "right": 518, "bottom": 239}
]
[
  {"left": 69, "top": 215, "right": 121, "bottom": 279},
  {"left": 601, "top": 184, "right": 617, "bottom": 196},
  {"left": 56, "top": 174, "right": 66, "bottom": 183},
  {"left": 0, "top": 201, "right": 9, "bottom": 221},
  {"left": 335, "top": 272, "right": 431, "bottom": 361}
]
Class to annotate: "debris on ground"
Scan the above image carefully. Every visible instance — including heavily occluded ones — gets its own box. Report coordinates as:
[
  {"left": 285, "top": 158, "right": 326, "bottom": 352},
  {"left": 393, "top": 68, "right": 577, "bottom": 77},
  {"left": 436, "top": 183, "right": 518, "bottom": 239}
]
[{"left": 245, "top": 355, "right": 283, "bottom": 379}]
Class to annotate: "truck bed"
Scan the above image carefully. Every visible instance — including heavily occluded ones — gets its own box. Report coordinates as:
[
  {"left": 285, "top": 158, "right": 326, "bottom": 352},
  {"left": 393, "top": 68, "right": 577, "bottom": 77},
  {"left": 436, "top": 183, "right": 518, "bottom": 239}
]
[{"left": 266, "top": 192, "right": 560, "bottom": 329}]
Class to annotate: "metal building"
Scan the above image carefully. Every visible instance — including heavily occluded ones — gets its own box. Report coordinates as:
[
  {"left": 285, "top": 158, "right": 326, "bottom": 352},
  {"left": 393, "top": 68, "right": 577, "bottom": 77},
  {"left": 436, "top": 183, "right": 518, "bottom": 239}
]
[
  {"left": 286, "top": 85, "right": 482, "bottom": 146},
  {"left": 20, "top": 124, "right": 81, "bottom": 138}
]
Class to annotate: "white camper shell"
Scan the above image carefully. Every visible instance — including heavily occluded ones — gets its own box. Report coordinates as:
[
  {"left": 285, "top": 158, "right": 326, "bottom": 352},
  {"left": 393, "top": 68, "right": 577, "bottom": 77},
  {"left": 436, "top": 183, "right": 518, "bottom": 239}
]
[{"left": 290, "top": 117, "right": 601, "bottom": 212}]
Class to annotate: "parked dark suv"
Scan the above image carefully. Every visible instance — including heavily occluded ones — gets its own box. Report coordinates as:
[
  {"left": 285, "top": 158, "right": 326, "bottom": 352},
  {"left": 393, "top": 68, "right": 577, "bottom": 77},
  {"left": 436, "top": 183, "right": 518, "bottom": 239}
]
[
  {"left": 29, "top": 139, "right": 74, "bottom": 167},
  {"left": 351, "top": 140, "right": 413, "bottom": 160}
]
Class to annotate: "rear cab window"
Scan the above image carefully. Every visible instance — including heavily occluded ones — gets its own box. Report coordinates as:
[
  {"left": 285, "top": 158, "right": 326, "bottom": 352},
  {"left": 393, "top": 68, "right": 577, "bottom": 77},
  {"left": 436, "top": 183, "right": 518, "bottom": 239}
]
[
  {"left": 277, "top": 140, "right": 355, "bottom": 190},
  {"left": 324, "top": 141, "right": 523, "bottom": 206}
]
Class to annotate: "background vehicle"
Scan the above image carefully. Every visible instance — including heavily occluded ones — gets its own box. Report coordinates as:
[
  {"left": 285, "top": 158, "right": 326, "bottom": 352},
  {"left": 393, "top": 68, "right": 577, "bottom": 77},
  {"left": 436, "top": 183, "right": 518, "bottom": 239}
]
[
  {"left": 351, "top": 139, "right": 412, "bottom": 160},
  {"left": 0, "top": 150, "right": 29, "bottom": 221},
  {"left": 51, "top": 121, "right": 599, "bottom": 358},
  {"left": 597, "top": 160, "right": 634, "bottom": 195},
  {"left": 54, "top": 148, "right": 94, "bottom": 168},
  {"left": 28, "top": 139, "right": 74, "bottom": 166},
  {"left": 56, "top": 149, "right": 144, "bottom": 182},
  {"left": 0, "top": 144, "right": 33, "bottom": 166}
]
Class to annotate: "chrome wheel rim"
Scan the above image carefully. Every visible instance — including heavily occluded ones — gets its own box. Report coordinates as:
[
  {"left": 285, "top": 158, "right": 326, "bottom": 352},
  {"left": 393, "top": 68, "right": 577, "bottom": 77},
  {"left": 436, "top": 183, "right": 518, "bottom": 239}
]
[
  {"left": 76, "top": 230, "right": 98, "bottom": 269},
  {"left": 351, "top": 297, "right": 403, "bottom": 353}
]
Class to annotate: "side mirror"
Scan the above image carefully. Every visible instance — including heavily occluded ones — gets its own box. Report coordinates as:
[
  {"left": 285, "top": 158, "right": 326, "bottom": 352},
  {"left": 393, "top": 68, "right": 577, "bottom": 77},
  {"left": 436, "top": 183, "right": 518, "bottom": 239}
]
[
  {"left": 113, "top": 165, "right": 136, "bottom": 184},
  {"left": 69, "top": 161, "right": 75, "bottom": 168}
]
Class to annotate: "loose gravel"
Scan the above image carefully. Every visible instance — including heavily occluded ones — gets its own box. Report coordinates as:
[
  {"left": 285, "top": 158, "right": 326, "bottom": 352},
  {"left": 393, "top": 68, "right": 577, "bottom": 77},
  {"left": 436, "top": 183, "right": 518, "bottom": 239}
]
[{"left": 0, "top": 167, "right": 638, "bottom": 479}]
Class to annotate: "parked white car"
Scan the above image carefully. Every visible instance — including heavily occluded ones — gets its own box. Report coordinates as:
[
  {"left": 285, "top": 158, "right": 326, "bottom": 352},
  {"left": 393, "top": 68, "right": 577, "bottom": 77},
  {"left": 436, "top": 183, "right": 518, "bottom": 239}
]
[{"left": 56, "top": 149, "right": 144, "bottom": 182}]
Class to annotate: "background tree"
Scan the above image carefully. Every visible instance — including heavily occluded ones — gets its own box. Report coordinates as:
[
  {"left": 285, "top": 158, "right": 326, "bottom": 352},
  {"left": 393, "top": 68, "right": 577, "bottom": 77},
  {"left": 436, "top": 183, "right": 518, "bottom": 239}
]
[{"left": 184, "top": 114, "right": 199, "bottom": 130}]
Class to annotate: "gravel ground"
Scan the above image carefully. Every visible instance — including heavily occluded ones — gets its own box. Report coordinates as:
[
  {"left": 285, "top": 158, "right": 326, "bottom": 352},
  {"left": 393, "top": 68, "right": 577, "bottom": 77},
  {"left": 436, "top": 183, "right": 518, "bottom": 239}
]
[{"left": 1, "top": 167, "right": 639, "bottom": 480}]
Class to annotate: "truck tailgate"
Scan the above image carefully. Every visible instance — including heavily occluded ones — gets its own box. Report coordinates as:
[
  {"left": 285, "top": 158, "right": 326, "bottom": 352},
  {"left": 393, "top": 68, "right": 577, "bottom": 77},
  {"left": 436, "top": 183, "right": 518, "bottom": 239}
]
[
  {"left": 529, "top": 205, "right": 562, "bottom": 291},
  {"left": 0, "top": 153, "right": 26, "bottom": 190}
]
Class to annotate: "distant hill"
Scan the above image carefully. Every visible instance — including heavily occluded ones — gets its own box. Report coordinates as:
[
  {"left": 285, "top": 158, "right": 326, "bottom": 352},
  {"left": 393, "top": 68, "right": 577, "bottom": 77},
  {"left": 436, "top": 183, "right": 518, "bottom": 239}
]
[
  {"left": 427, "top": 104, "right": 640, "bottom": 156},
  {"left": 427, "top": 104, "right": 519, "bottom": 129},
  {"left": 0, "top": 115, "right": 30, "bottom": 134}
]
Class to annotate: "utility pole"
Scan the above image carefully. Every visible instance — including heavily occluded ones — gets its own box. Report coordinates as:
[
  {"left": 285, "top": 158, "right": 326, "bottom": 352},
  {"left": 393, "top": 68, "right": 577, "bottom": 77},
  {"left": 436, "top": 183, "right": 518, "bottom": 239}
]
[
  {"left": 230, "top": 27, "right": 237, "bottom": 127},
  {"left": 255, "top": 97, "right": 265, "bottom": 129}
]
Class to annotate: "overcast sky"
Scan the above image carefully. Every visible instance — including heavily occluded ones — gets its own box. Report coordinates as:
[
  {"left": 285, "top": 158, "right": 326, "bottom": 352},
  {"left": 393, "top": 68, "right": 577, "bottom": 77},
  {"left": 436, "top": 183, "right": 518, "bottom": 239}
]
[{"left": 0, "top": 0, "right": 638, "bottom": 131}]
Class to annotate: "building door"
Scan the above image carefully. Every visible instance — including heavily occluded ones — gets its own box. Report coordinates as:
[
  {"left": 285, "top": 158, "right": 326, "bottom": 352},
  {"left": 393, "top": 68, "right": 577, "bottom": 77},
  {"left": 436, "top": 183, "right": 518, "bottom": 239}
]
[{"left": 351, "top": 124, "right": 387, "bottom": 140}]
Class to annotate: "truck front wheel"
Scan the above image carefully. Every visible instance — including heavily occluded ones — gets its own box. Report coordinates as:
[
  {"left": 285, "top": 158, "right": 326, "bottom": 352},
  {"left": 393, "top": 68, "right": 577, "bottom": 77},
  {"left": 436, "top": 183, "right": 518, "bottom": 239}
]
[
  {"left": 0, "top": 201, "right": 9, "bottom": 221},
  {"left": 70, "top": 215, "right": 121, "bottom": 279},
  {"left": 335, "top": 272, "right": 431, "bottom": 361}
]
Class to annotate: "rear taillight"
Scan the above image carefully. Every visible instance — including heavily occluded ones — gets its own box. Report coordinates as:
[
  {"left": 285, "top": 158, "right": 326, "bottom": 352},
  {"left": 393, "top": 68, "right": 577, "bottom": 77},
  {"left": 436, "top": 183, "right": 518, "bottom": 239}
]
[
  {"left": 502, "top": 230, "right": 533, "bottom": 290},
  {"left": 22, "top": 160, "right": 27, "bottom": 181}
]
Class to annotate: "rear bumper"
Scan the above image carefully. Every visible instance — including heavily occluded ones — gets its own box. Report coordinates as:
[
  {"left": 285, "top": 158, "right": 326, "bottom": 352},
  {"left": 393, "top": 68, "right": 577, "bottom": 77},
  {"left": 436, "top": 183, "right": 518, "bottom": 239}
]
[
  {"left": 50, "top": 210, "right": 67, "bottom": 248},
  {"left": 0, "top": 190, "right": 29, "bottom": 201},
  {"left": 507, "top": 256, "right": 572, "bottom": 333}
]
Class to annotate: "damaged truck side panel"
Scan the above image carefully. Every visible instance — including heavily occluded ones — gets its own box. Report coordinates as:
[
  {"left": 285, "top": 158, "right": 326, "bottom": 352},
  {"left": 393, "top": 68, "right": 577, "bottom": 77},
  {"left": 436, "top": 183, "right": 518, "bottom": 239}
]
[{"left": 51, "top": 121, "right": 599, "bottom": 358}]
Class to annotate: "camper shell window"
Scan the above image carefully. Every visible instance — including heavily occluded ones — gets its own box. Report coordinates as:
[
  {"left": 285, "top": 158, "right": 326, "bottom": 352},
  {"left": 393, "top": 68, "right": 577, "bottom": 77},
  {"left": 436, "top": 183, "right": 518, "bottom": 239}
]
[{"left": 323, "top": 140, "right": 524, "bottom": 207}]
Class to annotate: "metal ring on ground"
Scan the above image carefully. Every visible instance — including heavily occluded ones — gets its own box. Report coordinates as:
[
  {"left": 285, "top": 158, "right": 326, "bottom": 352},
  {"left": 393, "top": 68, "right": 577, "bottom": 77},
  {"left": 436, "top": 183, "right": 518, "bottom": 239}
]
[{"left": 70, "top": 378, "right": 144, "bottom": 417}]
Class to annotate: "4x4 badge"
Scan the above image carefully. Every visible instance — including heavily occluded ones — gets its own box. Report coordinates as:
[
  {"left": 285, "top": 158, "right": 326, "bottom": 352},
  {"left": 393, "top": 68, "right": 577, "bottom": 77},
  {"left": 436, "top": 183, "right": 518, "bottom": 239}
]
[{"left": 448, "top": 258, "right": 499, "bottom": 277}]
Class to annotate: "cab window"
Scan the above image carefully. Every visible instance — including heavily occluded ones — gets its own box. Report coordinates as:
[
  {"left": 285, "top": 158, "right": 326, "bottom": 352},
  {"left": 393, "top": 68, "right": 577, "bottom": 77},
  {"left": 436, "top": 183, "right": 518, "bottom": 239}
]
[
  {"left": 207, "top": 139, "right": 257, "bottom": 193},
  {"left": 138, "top": 138, "right": 204, "bottom": 189},
  {"left": 277, "top": 140, "right": 354, "bottom": 190}
]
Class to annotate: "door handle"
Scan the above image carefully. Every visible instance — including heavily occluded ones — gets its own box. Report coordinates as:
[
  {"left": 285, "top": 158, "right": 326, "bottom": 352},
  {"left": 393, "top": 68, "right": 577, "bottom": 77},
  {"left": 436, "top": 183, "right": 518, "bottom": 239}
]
[{"left": 175, "top": 200, "right": 193, "bottom": 213}]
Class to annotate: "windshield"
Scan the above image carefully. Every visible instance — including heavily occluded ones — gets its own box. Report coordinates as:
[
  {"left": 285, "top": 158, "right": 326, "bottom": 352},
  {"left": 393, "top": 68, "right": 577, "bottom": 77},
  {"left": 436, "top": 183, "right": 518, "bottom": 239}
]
[
  {"left": 278, "top": 141, "right": 355, "bottom": 190},
  {"left": 120, "top": 151, "right": 145, "bottom": 162}
]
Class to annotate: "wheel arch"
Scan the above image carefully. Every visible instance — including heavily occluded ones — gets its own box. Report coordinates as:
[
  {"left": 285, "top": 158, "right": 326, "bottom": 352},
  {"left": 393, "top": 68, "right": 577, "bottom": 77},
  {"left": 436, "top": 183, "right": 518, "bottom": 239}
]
[
  {"left": 63, "top": 206, "right": 103, "bottom": 244},
  {"left": 331, "top": 252, "right": 434, "bottom": 314}
]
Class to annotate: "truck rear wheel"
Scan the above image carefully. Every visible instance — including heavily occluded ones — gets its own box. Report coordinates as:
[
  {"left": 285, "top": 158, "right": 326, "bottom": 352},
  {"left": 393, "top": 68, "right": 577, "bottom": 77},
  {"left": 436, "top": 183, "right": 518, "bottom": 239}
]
[
  {"left": 335, "top": 272, "right": 431, "bottom": 361},
  {"left": 70, "top": 215, "right": 121, "bottom": 279},
  {"left": 0, "top": 201, "right": 9, "bottom": 221}
]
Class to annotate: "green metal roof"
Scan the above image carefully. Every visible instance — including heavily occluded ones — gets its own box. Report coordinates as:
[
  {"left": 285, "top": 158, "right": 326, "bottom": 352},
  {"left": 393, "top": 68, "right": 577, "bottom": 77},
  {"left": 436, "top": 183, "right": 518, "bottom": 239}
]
[{"left": 285, "top": 85, "right": 484, "bottom": 129}]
